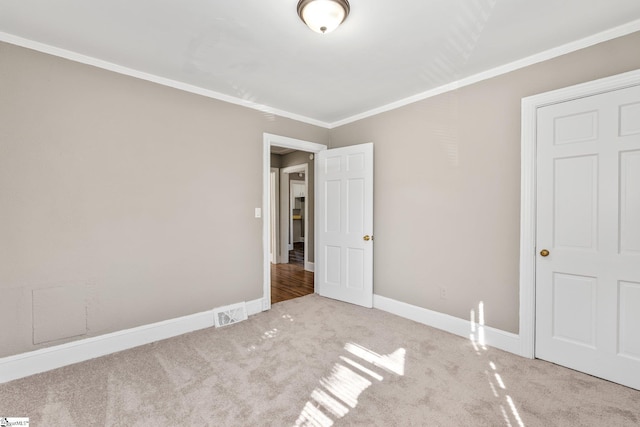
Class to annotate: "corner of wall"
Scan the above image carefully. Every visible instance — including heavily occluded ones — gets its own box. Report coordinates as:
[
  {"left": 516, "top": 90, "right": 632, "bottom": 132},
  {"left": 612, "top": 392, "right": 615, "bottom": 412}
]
[{"left": 373, "top": 294, "right": 524, "bottom": 357}]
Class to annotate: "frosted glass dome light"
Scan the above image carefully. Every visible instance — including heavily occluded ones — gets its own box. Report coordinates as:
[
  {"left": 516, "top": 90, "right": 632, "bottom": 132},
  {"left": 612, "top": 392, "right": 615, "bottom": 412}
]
[{"left": 297, "top": 0, "right": 350, "bottom": 34}]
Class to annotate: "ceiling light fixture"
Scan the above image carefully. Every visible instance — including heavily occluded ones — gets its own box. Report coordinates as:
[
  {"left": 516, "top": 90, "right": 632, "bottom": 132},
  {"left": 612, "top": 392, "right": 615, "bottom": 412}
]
[{"left": 297, "top": 0, "right": 350, "bottom": 34}]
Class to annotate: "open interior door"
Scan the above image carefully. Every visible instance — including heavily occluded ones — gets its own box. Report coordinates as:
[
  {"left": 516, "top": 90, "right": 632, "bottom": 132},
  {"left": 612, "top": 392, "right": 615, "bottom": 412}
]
[{"left": 316, "top": 143, "right": 373, "bottom": 308}]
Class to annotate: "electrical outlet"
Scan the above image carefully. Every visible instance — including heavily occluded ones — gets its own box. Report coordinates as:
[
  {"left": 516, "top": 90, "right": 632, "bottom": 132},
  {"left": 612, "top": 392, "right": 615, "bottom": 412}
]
[{"left": 439, "top": 287, "right": 447, "bottom": 300}]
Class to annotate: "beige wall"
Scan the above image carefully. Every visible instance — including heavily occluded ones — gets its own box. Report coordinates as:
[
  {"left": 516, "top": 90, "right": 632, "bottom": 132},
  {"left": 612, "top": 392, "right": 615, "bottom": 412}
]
[
  {"left": 270, "top": 153, "right": 282, "bottom": 168},
  {"left": 330, "top": 31, "right": 640, "bottom": 333},
  {"left": 0, "top": 42, "right": 329, "bottom": 357}
]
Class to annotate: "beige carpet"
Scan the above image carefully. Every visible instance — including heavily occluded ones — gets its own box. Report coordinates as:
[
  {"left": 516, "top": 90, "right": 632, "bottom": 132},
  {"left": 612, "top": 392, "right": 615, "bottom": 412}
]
[{"left": 1, "top": 294, "right": 639, "bottom": 426}]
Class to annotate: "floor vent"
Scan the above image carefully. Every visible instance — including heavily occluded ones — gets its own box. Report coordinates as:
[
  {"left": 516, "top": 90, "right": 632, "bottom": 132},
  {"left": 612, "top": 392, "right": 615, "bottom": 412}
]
[{"left": 213, "top": 302, "right": 248, "bottom": 328}]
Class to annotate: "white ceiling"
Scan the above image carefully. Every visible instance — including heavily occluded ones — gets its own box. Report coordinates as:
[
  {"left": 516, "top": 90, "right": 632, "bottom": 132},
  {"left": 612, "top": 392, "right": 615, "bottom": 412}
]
[{"left": 2, "top": 0, "right": 640, "bottom": 127}]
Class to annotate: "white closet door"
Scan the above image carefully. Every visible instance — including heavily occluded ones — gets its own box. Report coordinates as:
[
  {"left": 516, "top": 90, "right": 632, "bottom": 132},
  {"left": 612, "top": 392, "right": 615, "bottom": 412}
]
[{"left": 536, "top": 84, "right": 640, "bottom": 390}]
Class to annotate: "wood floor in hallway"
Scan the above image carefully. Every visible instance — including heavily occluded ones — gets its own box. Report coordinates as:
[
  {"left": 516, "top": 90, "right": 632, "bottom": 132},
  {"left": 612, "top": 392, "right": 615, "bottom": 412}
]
[
  {"left": 271, "top": 244, "right": 314, "bottom": 304},
  {"left": 271, "top": 263, "right": 314, "bottom": 304}
]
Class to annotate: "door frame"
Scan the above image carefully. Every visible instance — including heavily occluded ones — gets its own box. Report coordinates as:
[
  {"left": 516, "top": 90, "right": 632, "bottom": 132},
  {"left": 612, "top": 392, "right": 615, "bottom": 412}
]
[
  {"left": 279, "top": 168, "right": 291, "bottom": 262},
  {"left": 519, "top": 68, "right": 640, "bottom": 358},
  {"left": 262, "top": 133, "right": 327, "bottom": 311},
  {"left": 270, "top": 167, "right": 279, "bottom": 263}
]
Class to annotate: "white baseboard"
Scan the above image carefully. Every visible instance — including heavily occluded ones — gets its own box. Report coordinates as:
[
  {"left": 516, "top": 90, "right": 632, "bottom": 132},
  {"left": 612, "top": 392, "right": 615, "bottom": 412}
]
[
  {"left": 305, "top": 261, "right": 315, "bottom": 272},
  {"left": 246, "top": 298, "right": 265, "bottom": 316},
  {"left": 373, "top": 295, "right": 523, "bottom": 356},
  {"left": 0, "top": 297, "right": 264, "bottom": 384},
  {"left": 1, "top": 295, "right": 522, "bottom": 384}
]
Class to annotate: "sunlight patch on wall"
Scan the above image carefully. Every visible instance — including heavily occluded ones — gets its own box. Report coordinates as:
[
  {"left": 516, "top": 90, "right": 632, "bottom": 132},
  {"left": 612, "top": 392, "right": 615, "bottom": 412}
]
[{"left": 469, "top": 301, "right": 487, "bottom": 352}]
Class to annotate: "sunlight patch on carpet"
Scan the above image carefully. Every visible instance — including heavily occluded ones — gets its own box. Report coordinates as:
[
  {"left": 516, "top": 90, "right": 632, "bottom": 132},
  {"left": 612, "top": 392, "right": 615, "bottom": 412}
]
[
  {"left": 294, "top": 343, "right": 406, "bottom": 426},
  {"left": 262, "top": 328, "right": 279, "bottom": 339},
  {"left": 310, "top": 389, "right": 349, "bottom": 418},
  {"left": 298, "top": 401, "right": 333, "bottom": 427},
  {"left": 344, "top": 343, "right": 405, "bottom": 376},
  {"left": 469, "top": 301, "right": 526, "bottom": 426},
  {"left": 500, "top": 405, "right": 513, "bottom": 427},
  {"left": 320, "top": 364, "right": 371, "bottom": 409},
  {"left": 339, "top": 356, "right": 383, "bottom": 381},
  {"left": 282, "top": 314, "right": 295, "bottom": 322},
  {"left": 506, "top": 395, "right": 525, "bottom": 427}
]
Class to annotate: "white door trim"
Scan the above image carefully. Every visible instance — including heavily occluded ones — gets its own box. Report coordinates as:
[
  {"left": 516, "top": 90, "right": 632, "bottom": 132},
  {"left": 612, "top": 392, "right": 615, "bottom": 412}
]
[
  {"left": 280, "top": 169, "right": 292, "bottom": 259},
  {"left": 263, "top": 133, "right": 327, "bottom": 311},
  {"left": 270, "top": 167, "right": 279, "bottom": 264},
  {"left": 519, "top": 68, "right": 640, "bottom": 358}
]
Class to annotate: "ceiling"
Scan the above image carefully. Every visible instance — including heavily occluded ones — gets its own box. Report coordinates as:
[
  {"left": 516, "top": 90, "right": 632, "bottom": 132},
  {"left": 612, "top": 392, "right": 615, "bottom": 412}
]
[
  {"left": 1, "top": 0, "right": 640, "bottom": 127},
  {"left": 270, "top": 146, "right": 296, "bottom": 156}
]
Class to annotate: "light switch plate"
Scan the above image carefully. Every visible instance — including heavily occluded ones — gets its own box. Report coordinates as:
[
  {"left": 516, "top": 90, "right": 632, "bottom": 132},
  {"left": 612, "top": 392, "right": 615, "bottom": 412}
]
[{"left": 255, "top": 208, "right": 261, "bottom": 218}]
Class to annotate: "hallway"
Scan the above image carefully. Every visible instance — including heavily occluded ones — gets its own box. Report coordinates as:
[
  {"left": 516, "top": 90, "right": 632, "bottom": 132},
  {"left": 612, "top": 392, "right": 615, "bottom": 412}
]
[{"left": 271, "top": 243, "right": 314, "bottom": 304}]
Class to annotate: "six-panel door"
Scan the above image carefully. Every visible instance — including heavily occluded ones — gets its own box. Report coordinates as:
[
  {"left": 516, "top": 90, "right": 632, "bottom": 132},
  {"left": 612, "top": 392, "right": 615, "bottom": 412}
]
[{"left": 536, "top": 85, "right": 640, "bottom": 390}]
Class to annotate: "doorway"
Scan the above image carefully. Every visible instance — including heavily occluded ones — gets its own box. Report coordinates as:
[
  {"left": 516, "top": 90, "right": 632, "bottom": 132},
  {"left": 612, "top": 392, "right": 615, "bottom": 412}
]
[
  {"left": 281, "top": 163, "right": 309, "bottom": 269},
  {"left": 262, "top": 134, "right": 328, "bottom": 310},
  {"left": 272, "top": 159, "right": 313, "bottom": 304}
]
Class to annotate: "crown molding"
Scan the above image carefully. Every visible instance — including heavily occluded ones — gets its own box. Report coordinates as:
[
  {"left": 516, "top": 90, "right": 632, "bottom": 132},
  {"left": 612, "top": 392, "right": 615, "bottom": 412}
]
[
  {"left": 0, "top": 32, "right": 331, "bottom": 129},
  {"left": 2, "top": 17, "right": 640, "bottom": 130},
  {"left": 329, "top": 18, "right": 640, "bottom": 128}
]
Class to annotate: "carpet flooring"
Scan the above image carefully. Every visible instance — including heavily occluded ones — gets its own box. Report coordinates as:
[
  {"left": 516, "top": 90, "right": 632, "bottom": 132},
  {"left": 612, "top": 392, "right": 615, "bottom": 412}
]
[{"left": 1, "top": 294, "right": 639, "bottom": 426}]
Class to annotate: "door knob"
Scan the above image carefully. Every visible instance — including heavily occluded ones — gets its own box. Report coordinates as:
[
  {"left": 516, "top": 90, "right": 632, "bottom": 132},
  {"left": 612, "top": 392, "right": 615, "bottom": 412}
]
[
  {"left": 363, "top": 235, "right": 373, "bottom": 241},
  {"left": 540, "top": 249, "right": 550, "bottom": 257}
]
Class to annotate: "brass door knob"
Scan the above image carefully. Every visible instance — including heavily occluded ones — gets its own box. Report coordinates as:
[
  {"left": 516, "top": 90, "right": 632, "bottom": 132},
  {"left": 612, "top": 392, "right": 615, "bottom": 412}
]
[
  {"left": 540, "top": 249, "right": 550, "bottom": 257},
  {"left": 363, "top": 235, "right": 372, "bottom": 241}
]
